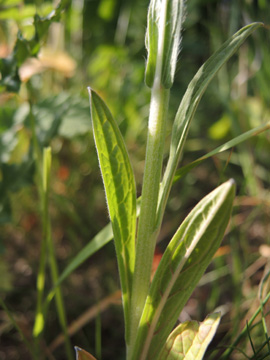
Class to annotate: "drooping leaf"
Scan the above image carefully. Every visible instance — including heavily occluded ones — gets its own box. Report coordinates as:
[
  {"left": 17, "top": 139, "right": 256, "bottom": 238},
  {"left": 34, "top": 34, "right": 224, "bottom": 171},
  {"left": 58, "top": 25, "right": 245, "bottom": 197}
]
[
  {"left": 158, "top": 313, "right": 221, "bottom": 360},
  {"left": 75, "top": 347, "right": 97, "bottom": 360},
  {"left": 88, "top": 88, "right": 136, "bottom": 333},
  {"left": 157, "top": 22, "right": 264, "bottom": 227},
  {"left": 132, "top": 180, "right": 235, "bottom": 360}
]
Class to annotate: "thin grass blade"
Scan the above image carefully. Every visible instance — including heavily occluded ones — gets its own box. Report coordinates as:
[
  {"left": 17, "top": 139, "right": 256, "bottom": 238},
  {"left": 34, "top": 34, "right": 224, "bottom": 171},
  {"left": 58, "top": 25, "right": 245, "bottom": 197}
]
[
  {"left": 44, "top": 221, "right": 113, "bottom": 308},
  {"left": 157, "top": 313, "right": 221, "bottom": 360},
  {"left": 220, "top": 292, "right": 270, "bottom": 360},
  {"left": 43, "top": 147, "right": 73, "bottom": 360},
  {"left": 132, "top": 180, "right": 235, "bottom": 360},
  {"left": 157, "top": 22, "right": 264, "bottom": 227},
  {"left": 88, "top": 87, "right": 137, "bottom": 335},
  {"left": 32, "top": 145, "right": 50, "bottom": 341},
  {"left": 174, "top": 121, "right": 270, "bottom": 182},
  {"left": 0, "top": 297, "right": 36, "bottom": 359},
  {"left": 259, "top": 270, "right": 270, "bottom": 354}
]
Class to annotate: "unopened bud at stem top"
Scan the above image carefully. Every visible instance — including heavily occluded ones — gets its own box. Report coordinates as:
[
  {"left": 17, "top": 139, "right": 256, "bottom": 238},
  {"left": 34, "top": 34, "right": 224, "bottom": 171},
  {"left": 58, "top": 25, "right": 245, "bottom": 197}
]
[{"left": 145, "top": 0, "right": 185, "bottom": 89}]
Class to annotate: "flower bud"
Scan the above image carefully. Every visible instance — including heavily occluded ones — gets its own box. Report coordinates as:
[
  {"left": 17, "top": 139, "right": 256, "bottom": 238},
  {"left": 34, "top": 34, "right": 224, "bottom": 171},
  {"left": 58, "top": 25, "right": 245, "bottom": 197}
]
[{"left": 145, "top": 0, "right": 185, "bottom": 89}]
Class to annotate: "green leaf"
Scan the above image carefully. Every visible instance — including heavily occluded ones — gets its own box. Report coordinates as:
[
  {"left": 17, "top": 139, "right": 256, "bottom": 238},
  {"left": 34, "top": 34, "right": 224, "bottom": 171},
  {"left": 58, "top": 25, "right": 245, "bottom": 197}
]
[
  {"left": 157, "top": 22, "right": 264, "bottom": 227},
  {"left": 174, "top": 121, "right": 270, "bottom": 182},
  {"left": 132, "top": 179, "right": 235, "bottom": 360},
  {"left": 88, "top": 88, "right": 136, "bottom": 334},
  {"left": 158, "top": 313, "right": 221, "bottom": 360},
  {"left": 0, "top": 4, "right": 36, "bottom": 21}
]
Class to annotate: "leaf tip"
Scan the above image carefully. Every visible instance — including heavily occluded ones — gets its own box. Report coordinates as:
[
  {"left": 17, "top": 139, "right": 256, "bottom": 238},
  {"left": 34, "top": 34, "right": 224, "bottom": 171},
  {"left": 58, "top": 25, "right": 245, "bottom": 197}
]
[
  {"left": 228, "top": 178, "right": 236, "bottom": 186},
  {"left": 87, "top": 86, "right": 92, "bottom": 97},
  {"left": 75, "top": 346, "right": 97, "bottom": 360}
]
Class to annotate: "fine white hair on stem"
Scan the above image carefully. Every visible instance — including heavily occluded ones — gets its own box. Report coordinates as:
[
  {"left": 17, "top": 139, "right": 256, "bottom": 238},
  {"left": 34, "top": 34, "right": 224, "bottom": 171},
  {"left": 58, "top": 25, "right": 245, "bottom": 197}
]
[{"left": 145, "top": 0, "right": 186, "bottom": 89}]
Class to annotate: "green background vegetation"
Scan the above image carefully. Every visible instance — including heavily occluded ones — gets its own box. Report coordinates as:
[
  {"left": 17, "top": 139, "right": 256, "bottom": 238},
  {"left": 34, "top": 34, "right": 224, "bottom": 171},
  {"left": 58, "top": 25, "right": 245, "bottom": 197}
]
[{"left": 0, "top": 0, "right": 270, "bottom": 359}]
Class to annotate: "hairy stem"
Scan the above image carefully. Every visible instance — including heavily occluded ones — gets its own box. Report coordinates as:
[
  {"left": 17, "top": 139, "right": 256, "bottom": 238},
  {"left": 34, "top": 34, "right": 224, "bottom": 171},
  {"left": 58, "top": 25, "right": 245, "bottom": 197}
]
[{"left": 128, "top": 82, "right": 169, "bottom": 355}]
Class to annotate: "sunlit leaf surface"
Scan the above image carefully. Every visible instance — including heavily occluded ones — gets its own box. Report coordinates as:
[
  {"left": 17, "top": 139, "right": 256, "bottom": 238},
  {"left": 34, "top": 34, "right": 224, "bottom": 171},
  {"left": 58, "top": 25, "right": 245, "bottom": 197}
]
[
  {"left": 89, "top": 88, "right": 136, "bottom": 334},
  {"left": 158, "top": 313, "right": 221, "bottom": 360},
  {"left": 132, "top": 180, "right": 235, "bottom": 360}
]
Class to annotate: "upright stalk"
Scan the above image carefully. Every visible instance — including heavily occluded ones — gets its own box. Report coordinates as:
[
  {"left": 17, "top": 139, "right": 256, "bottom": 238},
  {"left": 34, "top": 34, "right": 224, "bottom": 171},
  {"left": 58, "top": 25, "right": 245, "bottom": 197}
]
[
  {"left": 31, "top": 101, "right": 47, "bottom": 353},
  {"left": 129, "top": 83, "right": 169, "bottom": 349},
  {"left": 43, "top": 148, "right": 73, "bottom": 360},
  {"left": 128, "top": 0, "right": 184, "bottom": 354}
]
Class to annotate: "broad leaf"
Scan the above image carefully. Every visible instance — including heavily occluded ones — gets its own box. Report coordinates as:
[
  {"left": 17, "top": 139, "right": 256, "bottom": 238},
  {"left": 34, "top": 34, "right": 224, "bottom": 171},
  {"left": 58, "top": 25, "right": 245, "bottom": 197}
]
[
  {"left": 157, "top": 22, "right": 264, "bottom": 227},
  {"left": 88, "top": 88, "right": 136, "bottom": 333},
  {"left": 132, "top": 180, "right": 235, "bottom": 360},
  {"left": 158, "top": 313, "right": 221, "bottom": 360}
]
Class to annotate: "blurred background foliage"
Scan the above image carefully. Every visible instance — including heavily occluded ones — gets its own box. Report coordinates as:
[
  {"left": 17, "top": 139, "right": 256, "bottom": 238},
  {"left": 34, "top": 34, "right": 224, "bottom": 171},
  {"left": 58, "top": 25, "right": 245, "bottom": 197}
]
[{"left": 0, "top": 0, "right": 270, "bottom": 359}]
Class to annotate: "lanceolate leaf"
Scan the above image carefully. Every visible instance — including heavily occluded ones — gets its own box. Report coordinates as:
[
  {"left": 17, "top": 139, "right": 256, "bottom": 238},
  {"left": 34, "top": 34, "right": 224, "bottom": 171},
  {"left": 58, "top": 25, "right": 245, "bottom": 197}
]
[
  {"left": 158, "top": 313, "right": 221, "bottom": 360},
  {"left": 157, "top": 22, "right": 264, "bottom": 227},
  {"left": 132, "top": 180, "right": 235, "bottom": 360},
  {"left": 88, "top": 88, "right": 136, "bottom": 333}
]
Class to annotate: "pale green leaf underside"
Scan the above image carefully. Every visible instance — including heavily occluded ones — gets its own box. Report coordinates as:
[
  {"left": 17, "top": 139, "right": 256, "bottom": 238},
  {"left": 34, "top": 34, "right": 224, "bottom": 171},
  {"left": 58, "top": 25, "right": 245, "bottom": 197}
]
[
  {"left": 132, "top": 180, "right": 235, "bottom": 360},
  {"left": 157, "top": 22, "right": 264, "bottom": 226},
  {"left": 158, "top": 313, "right": 221, "bottom": 360},
  {"left": 88, "top": 88, "right": 136, "bottom": 328}
]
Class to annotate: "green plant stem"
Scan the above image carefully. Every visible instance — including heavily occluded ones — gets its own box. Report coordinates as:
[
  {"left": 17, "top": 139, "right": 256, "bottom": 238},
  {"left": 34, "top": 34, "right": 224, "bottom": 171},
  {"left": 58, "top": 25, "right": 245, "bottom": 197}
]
[
  {"left": 43, "top": 148, "right": 73, "bottom": 360},
  {"left": 129, "top": 82, "right": 169, "bottom": 353},
  {"left": 29, "top": 101, "right": 42, "bottom": 200},
  {"left": 30, "top": 101, "right": 47, "bottom": 355}
]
